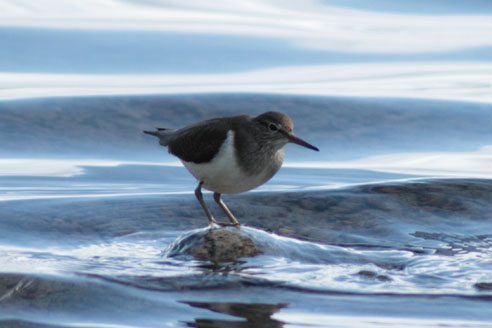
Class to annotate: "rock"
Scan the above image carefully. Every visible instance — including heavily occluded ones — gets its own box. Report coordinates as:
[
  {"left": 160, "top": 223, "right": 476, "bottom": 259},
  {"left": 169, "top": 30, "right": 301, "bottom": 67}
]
[
  {"left": 474, "top": 282, "right": 492, "bottom": 291},
  {"left": 190, "top": 229, "right": 263, "bottom": 263},
  {"left": 356, "top": 270, "right": 392, "bottom": 282}
]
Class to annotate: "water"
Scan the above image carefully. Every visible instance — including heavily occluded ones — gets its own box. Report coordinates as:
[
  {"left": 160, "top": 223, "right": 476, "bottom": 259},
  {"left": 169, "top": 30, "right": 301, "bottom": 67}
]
[
  {"left": 2, "top": 1, "right": 492, "bottom": 327},
  {"left": 1, "top": 94, "right": 492, "bottom": 327}
]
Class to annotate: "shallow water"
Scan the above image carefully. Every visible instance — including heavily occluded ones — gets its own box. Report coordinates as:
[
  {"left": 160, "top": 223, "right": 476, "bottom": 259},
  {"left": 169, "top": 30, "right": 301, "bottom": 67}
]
[{"left": 1, "top": 94, "right": 492, "bottom": 327}]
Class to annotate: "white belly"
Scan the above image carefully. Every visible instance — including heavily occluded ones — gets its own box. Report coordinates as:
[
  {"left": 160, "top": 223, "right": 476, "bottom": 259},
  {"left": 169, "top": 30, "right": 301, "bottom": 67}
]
[{"left": 181, "top": 131, "right": 271, "bottom": 194}]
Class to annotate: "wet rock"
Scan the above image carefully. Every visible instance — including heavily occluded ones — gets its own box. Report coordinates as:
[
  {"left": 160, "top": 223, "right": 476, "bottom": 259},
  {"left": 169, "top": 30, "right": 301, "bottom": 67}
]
[
  {"left": 474, "top": 282, "right": 492, "bottom": 291},
  {"left": 357, "top": 270, "right": 392, "bottom": 282},
  {"left": 357, "top": 270, "right": 378, "bottom": 278},
  {"left": 376, "top": 275, "right": 392, "bottom": 282},
  {"left": 191, "top": 229, "right": 263, "bottom": 263},
  {"left": 165, "top": 227, "right": 265, "bottom": 263}
]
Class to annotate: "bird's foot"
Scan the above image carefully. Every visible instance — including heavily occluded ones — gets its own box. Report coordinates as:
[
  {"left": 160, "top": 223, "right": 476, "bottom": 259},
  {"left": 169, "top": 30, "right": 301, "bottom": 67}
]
[
  {"left": 209, "top": 221, "right": 241, "bottom": 229},
  {"left": 218, "top": 222, "right": 241, "bottom": 229}
]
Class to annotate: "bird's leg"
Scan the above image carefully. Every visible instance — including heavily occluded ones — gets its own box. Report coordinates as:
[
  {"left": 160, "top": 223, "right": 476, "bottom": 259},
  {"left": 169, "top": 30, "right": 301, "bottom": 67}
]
[
  {"left": 195, "top": 182, "right": 218, "bottom": 226},
  {"left": 213, "top": 192, "right": 240, "bottom": 227}
]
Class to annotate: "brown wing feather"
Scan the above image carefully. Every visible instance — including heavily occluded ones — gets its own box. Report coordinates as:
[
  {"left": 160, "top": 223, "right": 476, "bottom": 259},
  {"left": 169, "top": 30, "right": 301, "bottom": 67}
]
[{"left": 168, "top": 118, "right": 230, "bottom": 164}]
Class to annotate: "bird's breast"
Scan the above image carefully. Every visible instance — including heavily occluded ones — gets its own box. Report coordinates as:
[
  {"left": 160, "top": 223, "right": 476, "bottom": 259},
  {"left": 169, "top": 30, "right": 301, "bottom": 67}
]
[{"left": 181, "top": 131, "right": 279, "bottom": 194}]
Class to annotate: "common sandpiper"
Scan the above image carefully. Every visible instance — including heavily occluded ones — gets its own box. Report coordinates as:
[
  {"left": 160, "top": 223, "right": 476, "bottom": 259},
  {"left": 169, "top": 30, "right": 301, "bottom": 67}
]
[{"left": 144, "top": 111, "right": 319, "bottom": 227}]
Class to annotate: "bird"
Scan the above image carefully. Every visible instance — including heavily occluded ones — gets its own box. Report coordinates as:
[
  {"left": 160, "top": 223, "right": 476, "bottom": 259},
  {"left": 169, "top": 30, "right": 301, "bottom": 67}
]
[{"left": 144, "top": 111, "right": 319, "bottom": 227}]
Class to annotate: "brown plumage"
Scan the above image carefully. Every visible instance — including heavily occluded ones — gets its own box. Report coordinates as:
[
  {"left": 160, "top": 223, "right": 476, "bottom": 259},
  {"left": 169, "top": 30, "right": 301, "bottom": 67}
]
[{"left": 144, "top": 111, "right": 318, "bottom": 226}]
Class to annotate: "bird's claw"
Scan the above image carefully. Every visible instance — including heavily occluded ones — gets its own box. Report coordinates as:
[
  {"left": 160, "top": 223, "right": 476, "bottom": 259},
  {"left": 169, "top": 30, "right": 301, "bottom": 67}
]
[{"left": 209, "top": 221, "right": 241, "bottom": 229}]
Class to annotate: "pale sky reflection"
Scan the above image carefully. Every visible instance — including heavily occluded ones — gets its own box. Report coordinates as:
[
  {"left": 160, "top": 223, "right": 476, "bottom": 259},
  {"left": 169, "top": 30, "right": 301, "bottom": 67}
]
[
  {"left": 1, "top": 1, "right": 491, "bottom": 103},
  {"left": 2, "top": 146, "right": 492, "bottom": 180},
  {"left": 1, "top": 0, "right": 491, "bottom": 54},
  {"left": 285, "top": 146, "right": 492, "bottom": 179},
  {"left": 1, "top": 62, "right": 492, "bottom": 102},
  {"left": 274, "top": 312, "right": 492, "bottom": 328}
]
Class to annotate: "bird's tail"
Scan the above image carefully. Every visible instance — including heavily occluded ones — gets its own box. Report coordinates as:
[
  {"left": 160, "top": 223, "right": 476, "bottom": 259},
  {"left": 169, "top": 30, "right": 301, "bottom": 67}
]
[
  {"left": 143, "top": 129, "right": 165, "bottom": 137},
  {"left": 143, "top": 128, "right": 175, "bottom": 146}
]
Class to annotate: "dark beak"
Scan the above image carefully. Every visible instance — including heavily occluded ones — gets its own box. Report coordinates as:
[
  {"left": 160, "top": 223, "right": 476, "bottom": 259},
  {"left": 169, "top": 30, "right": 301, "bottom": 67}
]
[{"left": 287, "top": 133, "right": 319, "bottom": 151}]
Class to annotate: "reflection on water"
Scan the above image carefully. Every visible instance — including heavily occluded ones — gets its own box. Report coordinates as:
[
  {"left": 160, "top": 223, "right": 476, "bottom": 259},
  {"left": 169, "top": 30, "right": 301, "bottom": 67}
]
[
  {"left": 2, "top": 0, "right": 492, "bottom": 54},
  {"left": 2, "top": 94, "right": 492, "bottom": 163},
  {"left": 182, "top": 301, "right": 286, "bottom": 328},
  {"left": 2, "top": 62, "right": 492, "bottom": 102},
  {"left": 1, "top": 1, "right": 492, "bottom": 102}
]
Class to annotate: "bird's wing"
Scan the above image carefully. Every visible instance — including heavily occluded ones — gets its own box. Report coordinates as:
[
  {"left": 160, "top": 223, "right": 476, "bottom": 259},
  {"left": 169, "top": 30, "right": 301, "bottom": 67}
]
[{"left": 167, "top": 118, "right": 231, "bottom": 164}]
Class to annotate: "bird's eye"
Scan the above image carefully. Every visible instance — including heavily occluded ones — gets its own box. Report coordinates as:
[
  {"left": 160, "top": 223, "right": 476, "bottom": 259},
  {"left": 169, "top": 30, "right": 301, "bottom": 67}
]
[{"left": 269, "top": 124, "right": 278, "bottom": 131}]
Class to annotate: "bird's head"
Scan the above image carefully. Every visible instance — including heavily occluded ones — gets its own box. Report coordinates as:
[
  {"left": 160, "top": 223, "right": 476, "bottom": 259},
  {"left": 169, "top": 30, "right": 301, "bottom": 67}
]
[{"left": 254, "top": 112, "right": 319, "bottom": 151}]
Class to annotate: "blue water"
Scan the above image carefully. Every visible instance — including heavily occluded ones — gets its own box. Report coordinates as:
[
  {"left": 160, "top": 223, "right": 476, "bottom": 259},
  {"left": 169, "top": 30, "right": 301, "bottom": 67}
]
[
  {"left": 1, "top": 1, "right": 492, "bottom": 327},
  {"left": 3, "top": 27, "right": 492, "bottom": 74}
]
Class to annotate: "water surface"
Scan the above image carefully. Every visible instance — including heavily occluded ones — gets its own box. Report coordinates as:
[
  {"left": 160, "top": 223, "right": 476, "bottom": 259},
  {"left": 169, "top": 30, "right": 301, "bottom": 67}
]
[{"left": 1, "top": 94, "right": 492, "bottom": 327}]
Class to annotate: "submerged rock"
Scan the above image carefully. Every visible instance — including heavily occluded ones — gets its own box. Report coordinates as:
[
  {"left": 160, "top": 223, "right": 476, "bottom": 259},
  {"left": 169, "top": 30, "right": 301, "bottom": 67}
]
[
  {"left": 474, "top": 282, "right": 492, "bottom": 291},
  {"left": 165, "top": 227, "right": 263, "bottom": 263},
  {"left": 165, "top": 225, "right": 373, "bottom": 265},
  {"left": 191, "top": 229, "right": 263, "bottom": 263}
]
